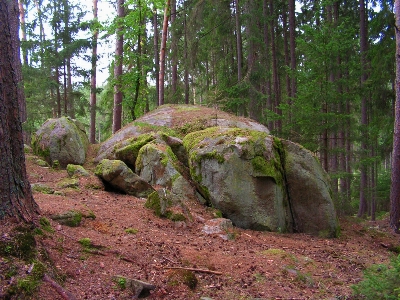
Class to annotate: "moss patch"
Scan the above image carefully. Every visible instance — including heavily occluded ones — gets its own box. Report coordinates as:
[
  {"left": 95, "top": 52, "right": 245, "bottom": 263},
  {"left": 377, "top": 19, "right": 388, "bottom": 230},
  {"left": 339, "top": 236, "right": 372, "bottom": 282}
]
[
  {"left": 31, "top": 183, "right": 54, "bottom": 194},
  {"left": 50, "top": 210, "right": 82, "bottom": 227}
]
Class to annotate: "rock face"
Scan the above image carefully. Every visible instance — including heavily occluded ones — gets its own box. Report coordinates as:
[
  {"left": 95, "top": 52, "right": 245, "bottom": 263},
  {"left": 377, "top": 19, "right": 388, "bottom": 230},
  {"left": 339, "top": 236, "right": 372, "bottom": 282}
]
[
  {"left": 95, "top": 159, "right": 154, "bottom": 198},
  {"left": 95, "top": 104, "right": 338, "bottom": 237},
  {"left": 32, "top": 116, "right": 89, "bottom": 167}
]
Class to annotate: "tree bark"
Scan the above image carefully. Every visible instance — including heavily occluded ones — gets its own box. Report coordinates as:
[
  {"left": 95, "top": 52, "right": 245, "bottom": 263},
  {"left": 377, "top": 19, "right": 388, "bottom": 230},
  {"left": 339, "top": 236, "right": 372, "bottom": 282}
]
[
  {"left": 0, "top": 0, "right": 40, "bottom": 223},
  {"left": 18, "top": 0, "right": 28, "bottom": 66},
  {"left": 358, "top": 0, "right": 369, "bottom": 218},
  {"left": 113, "top": 0, "right": 125, "bottom": 133},
  {"left": 269, "top": 0, "right": 281, "bottom": 132},
  {"left": 390, "top": 0, "right": 400, "bottom": 233},
  {"left": 288, "top": 0, "right": 296, "bottom": 98},
  {"left": 234, "top": 0, "right": 242, "bottom": 82},
  {"left": 183, "top": 5, "right": 189, "bottom": 104},
  {"left": 158, "top": 0, "right": 171, "bottom": 106},
  {"left": 171, "top": 0, "right": 178, "bottom": 101},
  {"left": 90, "top": 0, "right": 98, "bottom": 144},
  {"left": 153, "top": 4, "right": 160, "bottom": 106}
]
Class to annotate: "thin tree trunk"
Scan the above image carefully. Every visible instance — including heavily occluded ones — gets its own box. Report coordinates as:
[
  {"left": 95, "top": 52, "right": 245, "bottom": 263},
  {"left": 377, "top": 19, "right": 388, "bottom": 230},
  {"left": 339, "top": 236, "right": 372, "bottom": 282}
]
[
  {"left": 269, "top": 0, "right": 281, "bottom": 132},
  {"left": 184, "top": 6, "right": 189, "bottom": 104},
  {"left": 234, "top": 0, "right": 242, "bottom": 82},
  {"left": 55, "top": 68, "right": 61, "bottom": 117},
  {"left": 153, "top": 4, "right": 159, "bottom": 107},
  {"left": 67, "top": 58, "right": 73, "bottom": 118},
  {"left": 358, "top": 0, "right": 368, "bottom": 218},
  {"left": 158, "top": 0, "right": 171, "bottom": 106},
  {"left": 113, "top": 0, "right": 124, "bottom": 133},
  {"left": 171, "top": 0, "right": 177, "bottom": 100},
  {"left": 283, "top": 8, "right": 290, "bottom": 102},
  {"left": 390, "top": 0, "right": 400, "bottom": 233},
  {"left": 131, "top": 0, "right": 143, "bottom": 121},
  {"left": 288, "top": 0, "right": 296, "bottom": 98},
  {"left": 63, "top": 62, "right": 68, "bottom": 115},
  {"left": 263, "top": 0, "right": 273, "bottom": 131},
  {"left": 18, "top": 0, "right": 28, "bottom": 65},
  {"left": 90, "top": 0, "right": 98, "bottom": 144}
]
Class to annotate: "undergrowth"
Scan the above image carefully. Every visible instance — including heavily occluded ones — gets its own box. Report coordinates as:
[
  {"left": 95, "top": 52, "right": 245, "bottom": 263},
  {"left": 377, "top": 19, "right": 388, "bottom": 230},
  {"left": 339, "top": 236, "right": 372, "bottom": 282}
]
[{"left": 352, "top": 255, "right": 400, "bottom": 299}]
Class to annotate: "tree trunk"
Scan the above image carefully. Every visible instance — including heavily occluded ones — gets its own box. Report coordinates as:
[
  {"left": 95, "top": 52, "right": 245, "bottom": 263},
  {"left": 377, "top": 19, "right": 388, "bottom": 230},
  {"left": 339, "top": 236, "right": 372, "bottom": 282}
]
[
  {"left": 113, "top": 0, "right": 125, "bottom": 133},
  {"left": 263, "top": 0, "right": 273, "bottom": 130},
  {"left": 288, "top": 0, "right": 296, "bottom": 99},
  {"left": 234, "top": 0, "right": 242, "bottom": 82},
  {"left": 184, "top": 6, "right": 189, "bottom": 104},
  {"left": 153, "top": 5, "right": 160, "bottom": 106},
  {"left": 90, "top": 0, "right": 98, "bottom": 144},
  {"left": 390, "top": 0, "right": 400, "bottom": 233},
  {"left": 158, "top": 0, "right": 171, "bottom": 106},
  {"left": 358, "top": 0, "right": 368, "bottom": 218},
  {"left": 269, "top": 0, "right": 281, "bottom": 132},
  {"left": 171, "top": 0, "right": 178, "bottom": 101},
  {"left": 18, "top": 0, "right": 28, "bottom": 65},
  {"left": 0, "top": 0, "right": 40, "bottom": 223},
  {"left": 55, "top": 67, "right": 61, "bottom": 117}
]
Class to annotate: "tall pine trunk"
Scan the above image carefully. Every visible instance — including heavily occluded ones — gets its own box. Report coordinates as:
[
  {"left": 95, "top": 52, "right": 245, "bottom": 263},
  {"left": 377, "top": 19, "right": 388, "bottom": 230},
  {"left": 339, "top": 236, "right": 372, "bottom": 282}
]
[
  {"left": 113, "top": 0, "right": 125, "bottom": 133},
  {"left": 0, "top": 0, "right": 40, "bottom": 223},
  {"left": 358, "top": 0, "right": 369, "bottom": 218},
  {"left": 158, "top": 0, "right": 171, "bottom": 106},
  {"left": 390, "top": 0, "right": 400, "bottom": 233},
  {"left": 89, "top": 0, "right": 98, "bottom": 143},
  {"left": 153, "top": 5, "right": 159, "bottom": 107}
]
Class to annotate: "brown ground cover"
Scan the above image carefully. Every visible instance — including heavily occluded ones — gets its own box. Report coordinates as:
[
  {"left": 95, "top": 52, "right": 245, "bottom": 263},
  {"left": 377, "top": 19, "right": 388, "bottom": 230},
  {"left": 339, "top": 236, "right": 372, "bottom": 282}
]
[{"left": 1, "top": 147, "right": 399, "bottom": 299}]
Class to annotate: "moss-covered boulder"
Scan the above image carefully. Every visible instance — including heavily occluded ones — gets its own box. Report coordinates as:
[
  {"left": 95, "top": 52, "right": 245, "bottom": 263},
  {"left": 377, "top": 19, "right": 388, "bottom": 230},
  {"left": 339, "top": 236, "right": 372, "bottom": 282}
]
[
  {"left": 66, "top": 164, "right": 90, "bottom": 177},
  {"left": 95, "top": 159, "right": 154, "bottom": 197},
  {"left": 183, "top": 127, "right": 338, "bottom": 236},
  {"left": 31, "top": 117, "right": 89, "bottom": 168},
  {"left": 184, "top": 127, "right": 288, "bottom": 231}
]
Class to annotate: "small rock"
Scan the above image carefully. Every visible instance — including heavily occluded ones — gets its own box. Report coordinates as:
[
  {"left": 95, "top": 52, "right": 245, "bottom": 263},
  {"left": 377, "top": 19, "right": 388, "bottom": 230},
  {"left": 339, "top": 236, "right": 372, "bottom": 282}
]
[{"left": 202, "top": 218, "right": 233, "bottom": 235}]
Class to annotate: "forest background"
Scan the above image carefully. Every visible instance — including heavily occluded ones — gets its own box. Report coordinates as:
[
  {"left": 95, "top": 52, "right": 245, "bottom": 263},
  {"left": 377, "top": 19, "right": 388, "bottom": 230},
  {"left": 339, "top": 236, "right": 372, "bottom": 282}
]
[{"left": 19, "top": 0, "right": 395, "bottom": 221}]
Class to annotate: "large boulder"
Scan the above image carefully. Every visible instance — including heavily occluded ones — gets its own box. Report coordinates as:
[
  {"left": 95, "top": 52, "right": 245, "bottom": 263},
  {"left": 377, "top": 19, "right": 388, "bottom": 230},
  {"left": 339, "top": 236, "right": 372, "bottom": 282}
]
[
  {"left": 32, "top": 117, "right": 89, "bottom": 167},
  {"left": 95, "top": 159, "right": 154, "bottom": 198},
  {"left": 95, "top": 104, "right": 338, "bottom": 237},
  {"left": 183, "top": 127, "right": 338, "bottom": 237}
]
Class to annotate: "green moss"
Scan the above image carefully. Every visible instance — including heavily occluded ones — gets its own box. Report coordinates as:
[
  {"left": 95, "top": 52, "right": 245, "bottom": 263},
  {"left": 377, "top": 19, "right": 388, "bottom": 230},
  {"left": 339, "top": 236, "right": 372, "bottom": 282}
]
[
  {"left": 66, "top": 164, "right": 89, "bottom": 177},
  {"left": 132, "top": 121, "right": 178, "bottom": 137},
  {"left": 78, "top": 238, "right": 92, "bottom": 248},
  {"left": 51, "top": 210, "right": 82, "bottom": 227},
  {"left": 35, "top": 159, "right": 50, "bottom": 167},
  {"left": 56, "top": 178, "right": 79, "bottom": 189},
  {"left": 39, "top": 217, "right": 54, "bottom": 233},
  {"left": 167, "top": 269, "right": 198, "bottom": 290},
  {"left": 115, "top": 133, "right": 155, "bottom": 164},
  {"left": 8, "top": 262, "right": 45, "bottom": 298},
  {"left": 125, "top": 228, "right": 139, "bottom": 234},
  {"left": 31, "top": 183, "right": 54, "bottom": 194},
  {"left": 167, "top": 212, "right": 186, "bottom": 222},
  {"left": 0, "top": 226, "right": 37, "bottom": 261},
  {"left": 145, "top": 191, "right": 163, "bottom": 217}
]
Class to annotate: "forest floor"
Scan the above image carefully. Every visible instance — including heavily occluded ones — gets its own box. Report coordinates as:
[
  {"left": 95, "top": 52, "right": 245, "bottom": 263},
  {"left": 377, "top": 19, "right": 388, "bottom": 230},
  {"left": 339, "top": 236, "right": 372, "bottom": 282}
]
[{"left": 1, "top": 147, "right": 400, "bottom": 300}]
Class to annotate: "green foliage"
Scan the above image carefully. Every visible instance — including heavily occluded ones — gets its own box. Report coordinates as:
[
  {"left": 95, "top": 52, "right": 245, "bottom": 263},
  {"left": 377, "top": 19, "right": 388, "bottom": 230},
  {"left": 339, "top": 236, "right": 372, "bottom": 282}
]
[
  {"left": 125, "top": 228, "right": 139, "bottom": 234},
  {"left": 39, "top": 217, "right": 54, "bottom": 233},
  {"left": 78, "top": 238, "right": 92, "bottom": 249},
  {"left": 352, "top": 255, "right": 400, "bottom": 299},
  {"left": 0, "top": 226, "right": 37, "bottom": 262}
]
